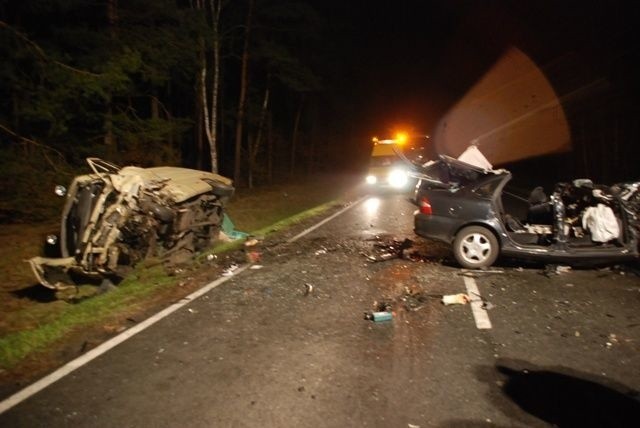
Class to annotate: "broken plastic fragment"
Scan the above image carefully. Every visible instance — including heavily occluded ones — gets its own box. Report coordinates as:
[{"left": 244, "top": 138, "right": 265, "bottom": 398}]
[
  {"left": 442, "top": 293, "right": 470, "bottom": 305},
  {"left": 304, "top": 283, "right": 313, "bottom": 296}
]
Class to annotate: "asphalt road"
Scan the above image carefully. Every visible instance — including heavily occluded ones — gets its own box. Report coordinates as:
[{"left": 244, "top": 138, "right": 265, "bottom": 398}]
[{"left": 1, "top": 192, "right": 639, "bottom": 427}]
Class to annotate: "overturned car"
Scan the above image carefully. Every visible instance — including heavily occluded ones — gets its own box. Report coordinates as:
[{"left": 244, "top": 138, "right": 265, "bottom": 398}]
[
  {"left": 29, "top": 158, "right": 234, "bottom": 289},
  {"left": 411, "top": 149, "right": 640, "bottom": 268}
]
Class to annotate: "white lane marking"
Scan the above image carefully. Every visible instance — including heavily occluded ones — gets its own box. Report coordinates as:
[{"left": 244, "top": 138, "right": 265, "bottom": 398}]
[
  {"left": 287, "top": 195, "right": 368, "bottom": 243},
  {"left": 0, "top": 264, "right": 251, "bottom": 415},
  {"left": 463, "top": 276, "right": 492, "bottom": 330},
  {"left": 0, "top": 195, "right": 368, "bottom": 415}
]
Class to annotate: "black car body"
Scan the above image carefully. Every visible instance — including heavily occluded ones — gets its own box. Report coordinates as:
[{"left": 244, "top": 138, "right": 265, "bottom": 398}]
[{"left": 412, "top": 155, "right": 640, "bottom": 268}]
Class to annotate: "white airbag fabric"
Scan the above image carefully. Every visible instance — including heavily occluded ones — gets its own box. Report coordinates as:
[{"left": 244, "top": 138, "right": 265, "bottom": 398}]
[{"left": 582, "top": 204, "right": 620, "bottom": 242}]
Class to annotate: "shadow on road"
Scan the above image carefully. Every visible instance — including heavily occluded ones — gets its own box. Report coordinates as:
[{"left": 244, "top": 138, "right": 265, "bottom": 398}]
[{"left": 479, "top": 359, "right": 640, "bottom": 427}]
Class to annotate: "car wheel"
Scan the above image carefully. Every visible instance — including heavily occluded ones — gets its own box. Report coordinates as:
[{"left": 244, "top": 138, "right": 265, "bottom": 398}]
[{"left": 453, "top": 226, "right": 499, "bottom": 268}]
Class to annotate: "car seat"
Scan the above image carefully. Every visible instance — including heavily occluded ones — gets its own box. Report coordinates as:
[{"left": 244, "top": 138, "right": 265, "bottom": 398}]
[{"left": 527, "top": 186, "right": 553, "bottom": 224}]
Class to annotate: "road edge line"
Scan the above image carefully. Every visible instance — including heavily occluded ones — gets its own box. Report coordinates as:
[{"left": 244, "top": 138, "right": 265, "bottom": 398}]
[{"left": 287, "top": 195, "right": 367, "bottom": 243}]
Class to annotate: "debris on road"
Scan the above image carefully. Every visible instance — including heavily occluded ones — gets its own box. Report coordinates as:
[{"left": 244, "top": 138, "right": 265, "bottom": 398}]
[
  {"left": 468, "top": 291, "right": 495, "bottom": 310},
  {"left": 362, "top": 237, "right": 414, "bottom": 262},
  {"left": 221, "top": 263, "right": 239, "bottom": 276},
  {"left": 442, "top": 293, "right": 470, "bottom": 305},
  {"left": 364, "top": 311, "right": 393, "bottom": 322},
  {"left": 304, "top": 283, "right": 314, "bottom": 296},
  {"left": 543, "top": 264, "right": 572, "bottom": 277},
  {"left": 605, "top": 333, "right": 618, "bottom": 348},
  {"left": 242, "top": 235, "right": 262, "bottom": 264},
  {"left": 245, "top": 251, "right": 261, "bottom": 263},
  {"left": 364, "top": 300, "right": 394, "bottom": 321},
  {"left": 400, "top": 290, "right": 435, "bottom": 312}
]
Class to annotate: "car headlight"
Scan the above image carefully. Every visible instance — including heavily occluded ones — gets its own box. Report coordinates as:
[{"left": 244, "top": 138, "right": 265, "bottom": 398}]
[
  {"left": 388, "top": 169, "right": 408, "bottom": 188},
  {"left": 366, "top": 175, "right": 377, "bottom": 185},
  {"left": 54, "top": 185, "right": 67, "bottom": 197}
]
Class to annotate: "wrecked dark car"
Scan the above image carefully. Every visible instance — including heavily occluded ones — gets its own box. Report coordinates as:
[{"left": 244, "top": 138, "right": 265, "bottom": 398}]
[
  {"left": 411, "top": 151, "right": 639, "bottom": 268},
  {"left": 29, "top": 158, "right": 234, "bottom": 289}
]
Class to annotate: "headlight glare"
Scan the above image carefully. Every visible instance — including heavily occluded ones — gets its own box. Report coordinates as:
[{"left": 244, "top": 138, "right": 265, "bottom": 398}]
[{"left": 388, "top": 169, "right": 408, "bottom": 188}]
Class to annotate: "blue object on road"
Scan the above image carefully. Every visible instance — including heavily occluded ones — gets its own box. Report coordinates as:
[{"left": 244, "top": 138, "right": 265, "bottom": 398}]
[{"left": 372, "top": 311, "right": 393, "bottom": 322}]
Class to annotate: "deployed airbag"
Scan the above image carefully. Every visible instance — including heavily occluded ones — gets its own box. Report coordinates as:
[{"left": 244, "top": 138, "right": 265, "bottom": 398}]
[{"left": 582, "top": 204, "right": 620, "bottom": 242}]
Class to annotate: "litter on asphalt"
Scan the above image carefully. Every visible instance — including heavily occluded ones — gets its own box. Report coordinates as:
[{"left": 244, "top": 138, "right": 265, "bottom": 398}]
[
  {"left": 364, "top": 311, "right": 393, "bottom": 322},
  {"left": 543, "top": 264, "right": 572, "bottom": 277},
  {"left": 442, "top": 293, "right": 470, "bottom": 305}
]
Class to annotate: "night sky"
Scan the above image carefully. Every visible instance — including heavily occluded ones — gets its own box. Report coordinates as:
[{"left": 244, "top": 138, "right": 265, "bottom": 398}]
[{"left": 312, "top": 0, "right": 640, "bottom": 152}]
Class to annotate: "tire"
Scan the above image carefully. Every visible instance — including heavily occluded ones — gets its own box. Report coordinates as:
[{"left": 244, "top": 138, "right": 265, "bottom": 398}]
[{"left": 453, "top": 226, "right": 499, "bottom": 269}]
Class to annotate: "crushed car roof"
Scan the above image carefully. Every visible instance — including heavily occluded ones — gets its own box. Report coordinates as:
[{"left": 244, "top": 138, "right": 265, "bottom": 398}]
[{"left": 78, "top": 165, "right": 233, "bottom": 203}]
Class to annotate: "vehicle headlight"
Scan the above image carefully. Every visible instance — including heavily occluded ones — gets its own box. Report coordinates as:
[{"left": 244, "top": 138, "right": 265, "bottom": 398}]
[
  {"left": 366, "top": 175, "right": 377, "bottom": 185},
  {"left": 54, "top": 185, "right": 67, "bottom": 197},
  {"left": 388, "top": 169, "right": 408, "bottom": 188}
]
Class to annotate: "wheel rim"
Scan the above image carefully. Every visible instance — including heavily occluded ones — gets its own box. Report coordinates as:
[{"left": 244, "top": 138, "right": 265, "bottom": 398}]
[{"left": 460, "top": 232, "right": 493, "bottom": 265}]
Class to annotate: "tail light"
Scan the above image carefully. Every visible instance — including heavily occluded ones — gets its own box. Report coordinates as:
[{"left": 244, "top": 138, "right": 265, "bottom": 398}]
[{"left": 419, "top": 196, "right": 432, "bottom": 215}]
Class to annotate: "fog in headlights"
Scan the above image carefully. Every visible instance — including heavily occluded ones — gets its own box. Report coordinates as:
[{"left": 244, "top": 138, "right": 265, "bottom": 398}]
[{"left": 388, "top": 169, "right": 408, "bottom": 188}]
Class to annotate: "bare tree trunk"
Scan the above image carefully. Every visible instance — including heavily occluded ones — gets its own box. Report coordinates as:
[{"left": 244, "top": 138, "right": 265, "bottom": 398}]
[
  {"left": 289, "top": 94, "right": 304, "bottom": 177},
  {"left": 195, "top": 84, "right": 204, "bottom": 169},
  {"left": 267, "top": 113, "right": 273, "bottom": 184},
  {"left": 234, "top": 0, "right": 254, "bottom": 186},
  {"left": 248, "top": 84, "right": 270, "bottom": 188},
  {"left": 195, "top": 0, "right": 222, "bottom": 173},
  {"left": 208, "top": 0, "right": 222, "bottom": 173}
]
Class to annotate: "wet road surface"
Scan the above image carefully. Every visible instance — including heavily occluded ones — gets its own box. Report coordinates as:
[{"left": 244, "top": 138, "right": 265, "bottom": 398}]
[{"left": 1, "top": 193, "right": 639, "bottom": 427}]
